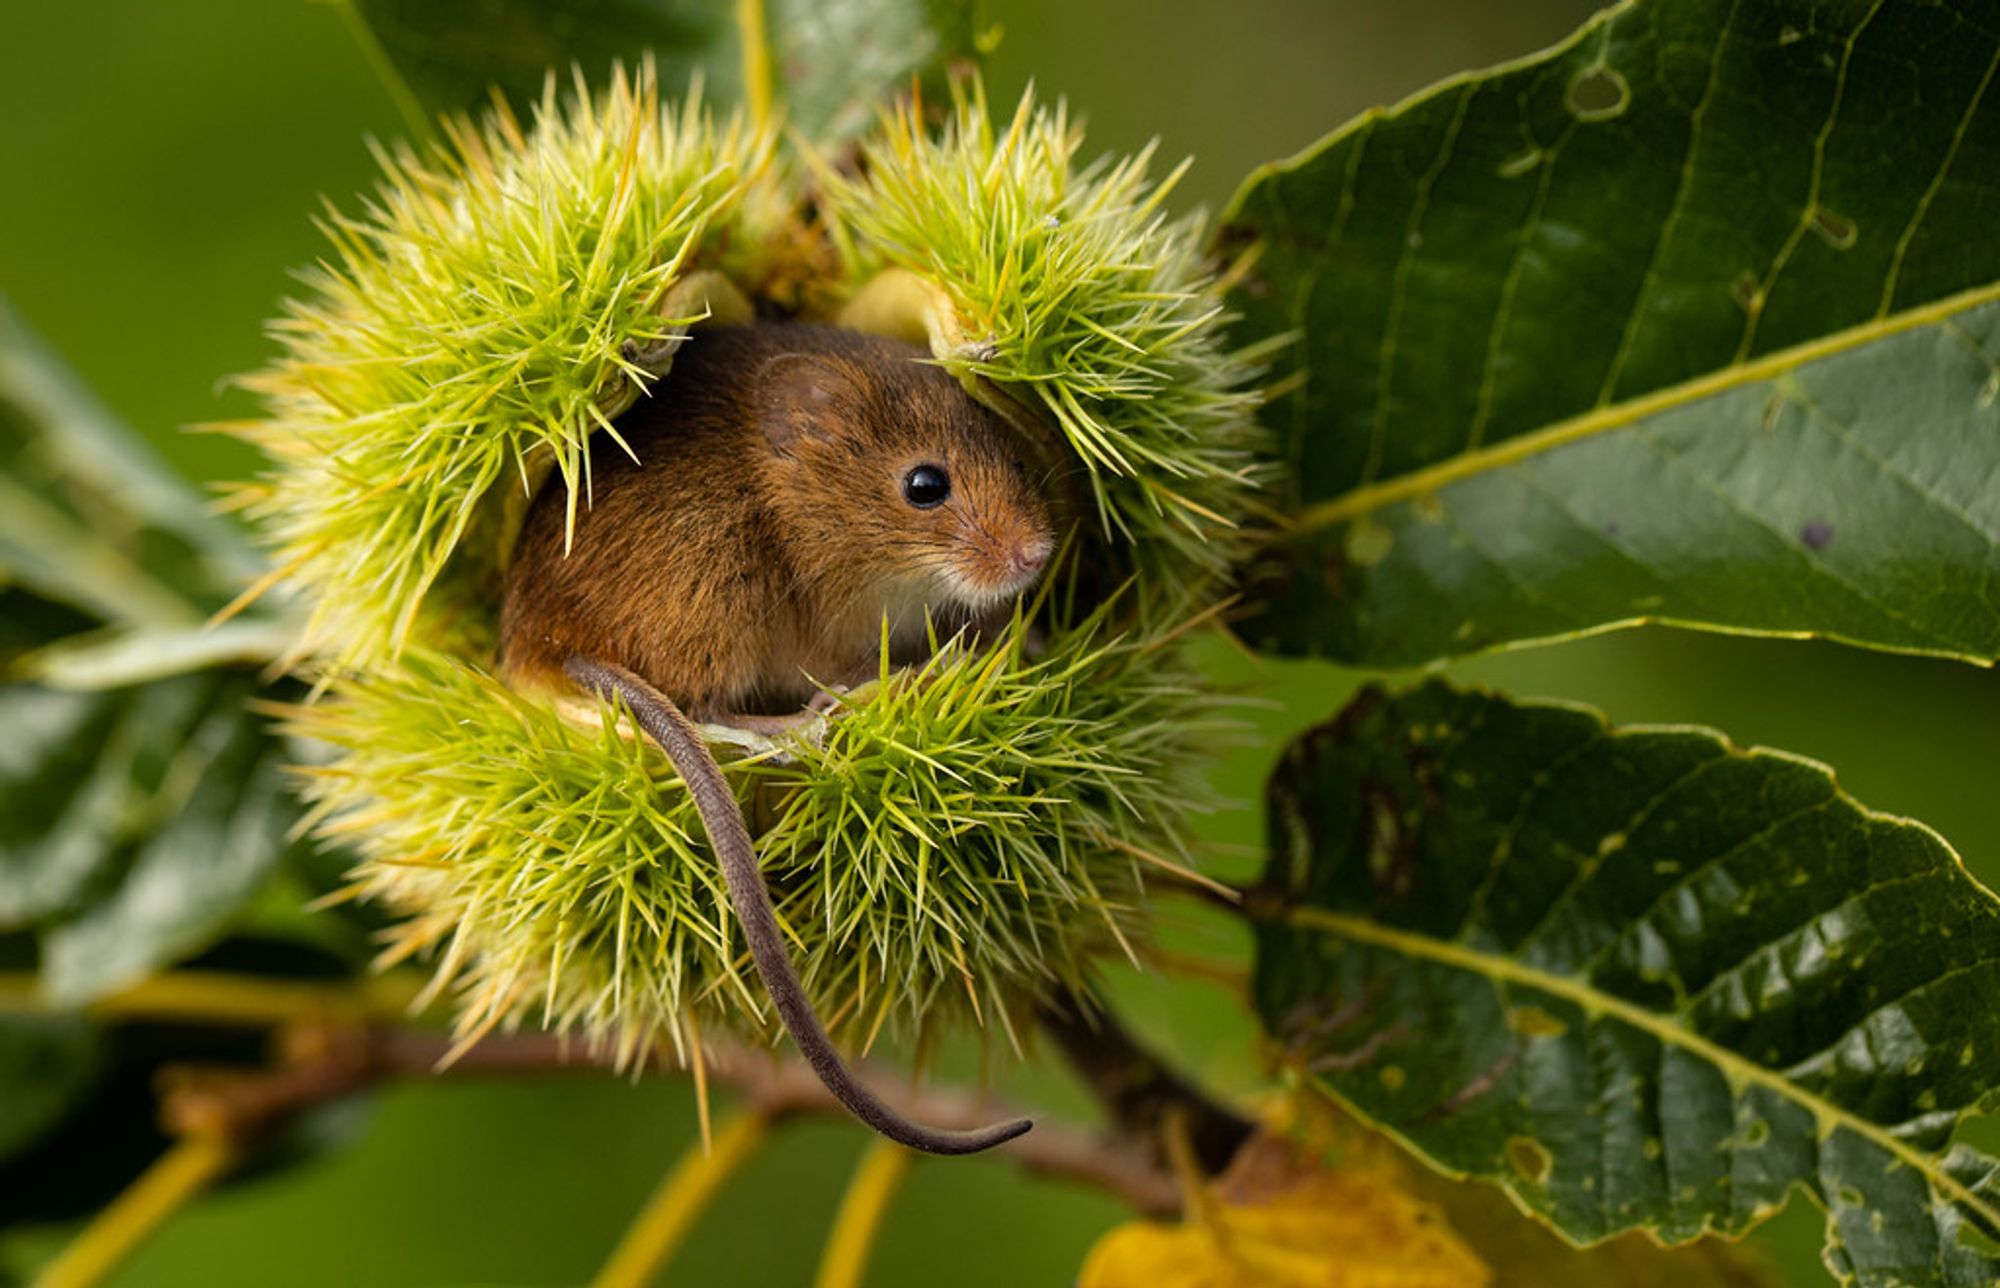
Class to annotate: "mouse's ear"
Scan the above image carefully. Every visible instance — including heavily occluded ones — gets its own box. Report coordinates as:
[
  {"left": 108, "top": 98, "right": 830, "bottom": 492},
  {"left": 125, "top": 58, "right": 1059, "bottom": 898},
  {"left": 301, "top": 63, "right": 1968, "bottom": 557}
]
[{"left": 758, "top": 353, "right": 855, "bottom": 457}]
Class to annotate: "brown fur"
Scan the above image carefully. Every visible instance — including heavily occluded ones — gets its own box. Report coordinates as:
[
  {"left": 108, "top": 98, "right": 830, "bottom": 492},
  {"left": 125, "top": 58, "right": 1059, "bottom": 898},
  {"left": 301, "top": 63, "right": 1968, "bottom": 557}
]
[{"left": 500, "top": 324, "right": 1055, "bottom": 715}]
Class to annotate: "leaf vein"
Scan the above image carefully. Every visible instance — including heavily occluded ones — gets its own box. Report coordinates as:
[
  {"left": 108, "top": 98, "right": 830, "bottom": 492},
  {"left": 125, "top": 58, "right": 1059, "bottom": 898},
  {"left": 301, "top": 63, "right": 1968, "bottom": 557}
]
[
  {"left": 1362, "top": 83, "right": 1477, "bottom": 486},
  {"left": 1735, "top": 0, "right": 1886, "bottom": 362},
  {"left": 1456, "top": 723, "right": 1608, "bottom": 942},
  {"left": 1287, "top": 281, "right": 2000, "bottom": 538},
  {"left": 1574, "top": 796, "right": 1840, "bottom": 981},
  {"left": 1631, "top": 421, "right": 1949, "bottom": 644},
  {"left": 1676, "top": 868, "right": 1934, "bottom": 1021},
  {"left": 1429, "top": 494, "right": 1599, "bottom": 630},
  {"left": 1504, "top": 751, "right": 1732, "bottom": 959},
  {"left": 1595, "top": 0, "right": 1739, "bottom": 406},
  {"left": 1279, "top": 902, "right": 2000, "bottom": 1237},
  {"left": 1879, "top": 24, "right": 2000, "bottom": 316},
  {"left": 1786, "top": 375, "right": 2000, "bottom": 630},
  {"left": 1465, "top": 105, "right": 1575, "bottom": 451}
]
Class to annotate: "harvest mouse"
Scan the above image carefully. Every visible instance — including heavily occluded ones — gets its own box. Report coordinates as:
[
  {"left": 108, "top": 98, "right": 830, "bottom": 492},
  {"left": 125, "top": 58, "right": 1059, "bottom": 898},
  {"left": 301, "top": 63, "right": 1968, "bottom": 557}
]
[
  {"left": 501, "top": 324, "right": 1058, "bottom": 1154},
  {"left": 502, "top": 323, "right": 1057, "bottom": 718}
]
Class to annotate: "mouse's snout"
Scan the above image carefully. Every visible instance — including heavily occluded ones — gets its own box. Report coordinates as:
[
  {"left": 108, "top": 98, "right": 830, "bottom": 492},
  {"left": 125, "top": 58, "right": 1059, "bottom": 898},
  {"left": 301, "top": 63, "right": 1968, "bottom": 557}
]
[
  {"left": 941, "top": 511, "right": 1054, "bottom": 607},
  {"left": 983, "top": 529, "right": 1053, "bottom": 601},
  {"left": 1008, "top": 535, "right": 1053, "bottom": 580}
]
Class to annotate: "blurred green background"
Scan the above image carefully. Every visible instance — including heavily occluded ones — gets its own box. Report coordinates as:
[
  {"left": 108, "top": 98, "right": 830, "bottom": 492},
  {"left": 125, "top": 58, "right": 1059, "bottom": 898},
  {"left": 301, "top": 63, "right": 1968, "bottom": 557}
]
[{"left": 7, "top": 0, "right": 1997, "bottom": 1282}]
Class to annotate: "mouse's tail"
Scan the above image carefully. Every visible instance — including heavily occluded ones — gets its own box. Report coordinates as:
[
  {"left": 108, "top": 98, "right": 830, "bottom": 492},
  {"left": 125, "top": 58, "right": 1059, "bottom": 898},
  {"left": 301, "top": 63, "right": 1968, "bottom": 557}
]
[{"left": 564, "top": 656, "right": 1032, "bottom": 1156}]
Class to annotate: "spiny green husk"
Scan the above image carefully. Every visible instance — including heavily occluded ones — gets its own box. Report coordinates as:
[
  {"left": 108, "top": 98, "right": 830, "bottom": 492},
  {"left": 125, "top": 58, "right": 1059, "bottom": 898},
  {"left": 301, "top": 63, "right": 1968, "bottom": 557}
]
[
  {"left": 290, "top": 606, "right": 1225, "bottom": 1061},
  {"left": 229, "top": 63, "right": 782, "bottom": 670},
  {"left": 244, "top": 69, "right": 1267, "bottom": 1055},
  {"left": 820, "top": 81, "right": 1269, "bottom": 595}
]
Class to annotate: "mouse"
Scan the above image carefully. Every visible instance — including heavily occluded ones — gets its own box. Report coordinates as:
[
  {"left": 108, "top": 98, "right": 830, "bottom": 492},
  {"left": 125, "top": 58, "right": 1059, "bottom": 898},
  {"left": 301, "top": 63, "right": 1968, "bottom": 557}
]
[
  {"left": 500, "top": 323, "right": 1058, "bottom": 1154},
  {"left": 502, "top": 323, "right": 1058, "bottom": 720}
]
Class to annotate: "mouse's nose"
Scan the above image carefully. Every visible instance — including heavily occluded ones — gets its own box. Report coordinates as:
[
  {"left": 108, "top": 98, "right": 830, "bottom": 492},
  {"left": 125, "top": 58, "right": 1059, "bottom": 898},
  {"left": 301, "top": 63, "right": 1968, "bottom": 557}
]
[{"left": 1010, "top": 537, "right": 1053, "bottom": 578}]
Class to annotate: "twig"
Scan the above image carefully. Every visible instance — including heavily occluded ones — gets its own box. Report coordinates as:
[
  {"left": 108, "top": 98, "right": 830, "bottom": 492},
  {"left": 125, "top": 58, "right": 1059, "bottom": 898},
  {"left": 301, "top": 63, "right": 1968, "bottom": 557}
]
[
  {"left": 31, "top": 1134, "right": 237, "bottom": 1288},
  {"left": 996, "top": 1114, "right": 1181, "bottom": 1217},
  {"left": 16, "top": 968, "right": 1208, "bottom": 1224},
  {"left": 32, "top": 1004, "right": 1191, "bottom": 1288},
  {"left": 153, "top": 1025, "right": 599, "bottom": 1139},
  {"left": 813, "top": 1141, "right": 915, "bottom": 1288},
  {"left": 141, "top": 1020, "right": 1181, "bottom": 1219},
  {"left": 1037, "top": 992, "right": 1256, "bottom": 1176},
  {"left": 591, "top": 1109, "right": 772, "bottom": 1288},
  {"left": 700, "top": 1040, "right": 1182, "bottom": 1216}
]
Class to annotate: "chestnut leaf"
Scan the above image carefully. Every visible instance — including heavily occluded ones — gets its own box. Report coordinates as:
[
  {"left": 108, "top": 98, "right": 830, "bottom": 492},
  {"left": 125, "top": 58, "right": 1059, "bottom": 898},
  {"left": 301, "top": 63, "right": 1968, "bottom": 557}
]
[
  {"left": 1223, "top": 0, "right": 2000, "bottom": 668},
  {"left": 338, "top": 0, "right": 982, "bottom": 144},
  {"left": 1251, "top": 681, "right": 2000, "bottom": 1287}
]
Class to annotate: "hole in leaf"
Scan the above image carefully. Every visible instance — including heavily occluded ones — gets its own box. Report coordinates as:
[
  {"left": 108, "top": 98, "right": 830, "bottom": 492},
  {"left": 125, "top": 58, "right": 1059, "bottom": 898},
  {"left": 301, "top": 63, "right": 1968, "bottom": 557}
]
[
  {"left": 1566, "top": 67, "right": 1631, "bottom": 121},
  {"left": 1506, "top": 1136, "right": 1553, "bottom": 1184},
  {"left": 1809, "top": 205, "right": 1858, "bottom": 249}
]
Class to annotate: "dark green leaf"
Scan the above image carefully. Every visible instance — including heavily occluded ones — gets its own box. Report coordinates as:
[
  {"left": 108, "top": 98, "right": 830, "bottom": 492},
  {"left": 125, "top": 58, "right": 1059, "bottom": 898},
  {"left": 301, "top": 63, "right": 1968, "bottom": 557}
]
[
  {"left": 1222, "top": 0, "right": 2000, "bottom": 667},
  {"left": 1252, "top": 681, "right": 2000, "bottom": 1287},
  {"left": 341, "top": 0, "right": 978, "bottom": 143},
  {"left": 0, "top": 682, "right": 191, "bottom": 927},
  {"left": 39, "top": 684, "right": 304, "bottom": 1005},
  {"left": 0, "top": 1013, "right": 99, "bottom": 1163},
  {"left": 340, "top": 0, "right": 731, "bottom": 124},
  {"left": 0, "top": 674, "right": 302, "bottom": 1002},
  {"left": 0, "top": 296, "right": 257, "bottom": 634},
  {"left": 1302, "top": 1089, "right": 1782, "bottom": 1288},
  {"left": 0, "top": 300, "right": 312, "bottom": 1000}
]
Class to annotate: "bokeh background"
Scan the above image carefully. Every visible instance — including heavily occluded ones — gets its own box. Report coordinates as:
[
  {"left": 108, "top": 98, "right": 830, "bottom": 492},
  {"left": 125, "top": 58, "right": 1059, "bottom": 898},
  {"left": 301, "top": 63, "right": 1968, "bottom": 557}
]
[{"left": 7, "top": 1, "right": 1996, "bottom": 1282}]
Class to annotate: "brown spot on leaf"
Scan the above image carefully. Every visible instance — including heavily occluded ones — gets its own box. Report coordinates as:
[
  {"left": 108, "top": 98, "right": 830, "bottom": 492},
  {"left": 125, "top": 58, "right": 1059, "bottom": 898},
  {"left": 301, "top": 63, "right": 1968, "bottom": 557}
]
[{"left": 1415, "top": 1052, "right": 1518, "bottom": 1126}]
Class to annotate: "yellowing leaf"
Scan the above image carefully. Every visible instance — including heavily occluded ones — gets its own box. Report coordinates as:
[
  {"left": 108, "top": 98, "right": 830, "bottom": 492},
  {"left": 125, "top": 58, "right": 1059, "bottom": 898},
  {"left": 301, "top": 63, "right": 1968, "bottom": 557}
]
[
  {"left": 1282, "top": 1090, "right": 1778, "bottom": 1288},
  {"left": 1083, "top": 1094, "right": 1777, "bottom": 1288},
  {"left": 1078, "top": 1134, "right": 1490, "bottom": 1288}
]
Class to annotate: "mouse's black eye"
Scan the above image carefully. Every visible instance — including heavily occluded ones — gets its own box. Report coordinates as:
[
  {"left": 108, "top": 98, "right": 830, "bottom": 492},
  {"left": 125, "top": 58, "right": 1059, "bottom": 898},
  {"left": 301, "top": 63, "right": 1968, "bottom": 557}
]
[{"left": 902, "top": 464, "right": 952, "bottom": 509}]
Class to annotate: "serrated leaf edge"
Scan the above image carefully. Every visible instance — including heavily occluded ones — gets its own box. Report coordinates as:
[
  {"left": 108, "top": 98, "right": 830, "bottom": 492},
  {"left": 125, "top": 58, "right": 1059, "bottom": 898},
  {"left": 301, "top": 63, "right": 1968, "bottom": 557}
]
[{"left": 1265, "top": 881, "right": 2000, "bottom": 1238}]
